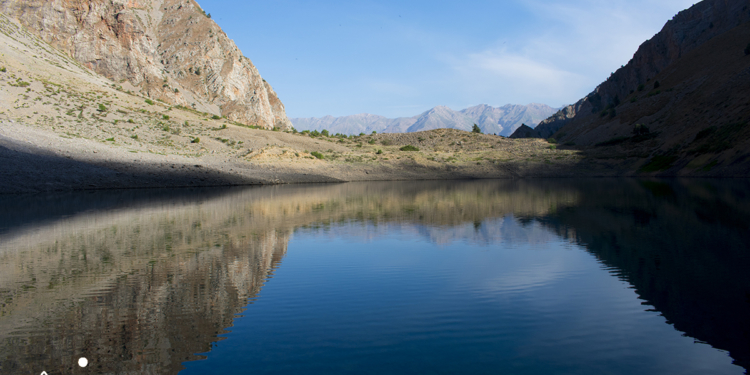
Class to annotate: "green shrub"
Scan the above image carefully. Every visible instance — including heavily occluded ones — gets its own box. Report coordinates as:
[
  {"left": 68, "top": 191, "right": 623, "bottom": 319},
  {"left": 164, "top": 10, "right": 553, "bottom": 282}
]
[
  {"left": 106, "top": 137, "right": 115, "bottom": 141},
  {"left": 637, "top": 84, "right": 645, "bottom": 92},
  {"left": 640, "top": 155, "right": 677, "bottom": 172},
  {"left": 0, "top": 67, "right": 6, "bottom": 73},
  {"left": 359, "top": 133, "right": 366, "bottom": 136},
  {"left": 191, "top": 137, "right": 200, "bottom": 143},
  {"left": 127, "top": 119, "right": 135, "bottom": 123},
  {"left": 549, "top": 145, "right": 557, "bottom": 150},
  {"left": 472, "top": 124, "right": 482, "bottom": 134},
  {"left": 368, "top": 139, "right": 376, "bottom": 144},
  {"left": 400, "top": 145, "right": 419, "bottom": 151},
  {"left": 547, "top": 138, "right": 557, "bottom": 144},
  {"left": 694, "top": 126, "right": 716, "bottom": 141},
  {"left": 376, "top": 149, "right": 383, "bottom": 154},
  {"left": 145, "top": 99, "right": 154, "bottom": 105},
  {"left": 130, "top": 134, "right": 139, "bottom": 140},
  {"left": 321, "top": 129, "right": 329, "bottom": 137},
  {"left": 174, "top": 88, "right": 179, "bottom": 93},
  {"left": 211, "top": 115, "right": 222, "bottom": 120},
  {"left": 98, "top": 104, "right": 107, "bottom": 112},
  {"left": 381, "top": 139, "right": 393, "bottom": 146},
  {"left": 310, "top": 151, "right": 324, "bottom": 159},
  {"left": 372, "top": 131, "right": 377, "bottom": 134},
  {"left": 633, "top": 124, "right": 650, "bottom": 135},
  {"left": 310, "top": 130, "right": 320, "bottom": 137},
  {"left": 653, "top": 80, "right": 660, "bottom": 89}
]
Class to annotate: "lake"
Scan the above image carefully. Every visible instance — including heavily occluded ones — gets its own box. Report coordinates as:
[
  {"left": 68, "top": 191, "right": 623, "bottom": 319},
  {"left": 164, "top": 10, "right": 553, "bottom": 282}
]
[{"left": 0, "top": 179, "right": 748, "bottom": 374}]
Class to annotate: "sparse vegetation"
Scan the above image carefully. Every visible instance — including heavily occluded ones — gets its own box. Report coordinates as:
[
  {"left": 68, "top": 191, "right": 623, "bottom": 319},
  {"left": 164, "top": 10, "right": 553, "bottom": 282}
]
[
  {"left": 311, "top": 151, "right": 324, "bottom": 159},
  {"left": 400, "top": 145, "right": 419, "bottom": 151}
]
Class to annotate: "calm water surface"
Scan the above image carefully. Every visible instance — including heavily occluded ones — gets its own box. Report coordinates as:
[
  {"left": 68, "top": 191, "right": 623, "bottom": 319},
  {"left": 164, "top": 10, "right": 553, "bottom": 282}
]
[{"left": 0, "top": 179, "right": 748, "bottom": 374}]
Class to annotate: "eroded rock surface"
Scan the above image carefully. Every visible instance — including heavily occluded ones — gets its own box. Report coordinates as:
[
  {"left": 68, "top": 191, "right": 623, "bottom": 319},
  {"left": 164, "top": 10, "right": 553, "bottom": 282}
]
[{"left": 0, "top": 0, "right": 292, "bottom": 129}]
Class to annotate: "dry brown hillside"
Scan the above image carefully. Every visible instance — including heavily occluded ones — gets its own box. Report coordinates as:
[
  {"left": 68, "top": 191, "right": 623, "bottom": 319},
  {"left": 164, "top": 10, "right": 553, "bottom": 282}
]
[{"left": 515, "top": 0, "right": 750, "bottom": 177}]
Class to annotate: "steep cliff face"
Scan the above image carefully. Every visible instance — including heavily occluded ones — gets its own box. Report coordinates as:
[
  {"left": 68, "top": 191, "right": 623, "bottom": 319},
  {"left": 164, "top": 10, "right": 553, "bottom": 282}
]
[
  {"left": 0, "top": 0, "right": 292, "bottom": 129},
  {"left": 514, "top": 0, "right": 750, "bottom": 141},
  {"left": 513, "top": 0, "right": 750, "bottom": 176}
]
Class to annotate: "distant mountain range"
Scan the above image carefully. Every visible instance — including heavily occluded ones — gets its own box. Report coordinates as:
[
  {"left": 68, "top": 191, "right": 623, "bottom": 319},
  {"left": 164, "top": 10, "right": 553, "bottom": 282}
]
[{"left": 291, "top": 103, "right": 558, "bottom": 136}]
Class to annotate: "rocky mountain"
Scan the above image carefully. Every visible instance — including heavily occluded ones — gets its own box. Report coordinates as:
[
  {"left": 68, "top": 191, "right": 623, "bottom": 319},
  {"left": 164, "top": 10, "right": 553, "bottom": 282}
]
[
  {"left": 511, "top": 0, "right": 750, "bottom": 175},
  {"left": 0, "top": 0, "right": 292, "bottom": 130},
  {"left": 292, "top": 103, "right": 557, "bottom": 136}
]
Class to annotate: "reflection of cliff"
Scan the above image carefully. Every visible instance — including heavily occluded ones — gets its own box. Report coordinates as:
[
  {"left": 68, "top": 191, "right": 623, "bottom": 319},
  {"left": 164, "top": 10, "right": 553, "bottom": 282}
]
[
  {"left": 4, "top": 179, "right": 746, "bottom": 373},
  {"left": 0, "top": 180, "right": 579, "bottom": 373},
  {"left": 534, "top": 179, "right": 750, "bottom": 371},
  {"left": 0, "top": 201, "right": 290, "bottom": 374}
]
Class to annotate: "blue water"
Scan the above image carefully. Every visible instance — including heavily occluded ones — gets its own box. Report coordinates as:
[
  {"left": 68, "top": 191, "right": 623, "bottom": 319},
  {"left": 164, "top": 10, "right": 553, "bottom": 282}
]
[
  {"left": 0, "top": 179, "right": 748, "bottom": 374},
  {"left": 181, "top": 219, "right": 742, "bottom": 374}
]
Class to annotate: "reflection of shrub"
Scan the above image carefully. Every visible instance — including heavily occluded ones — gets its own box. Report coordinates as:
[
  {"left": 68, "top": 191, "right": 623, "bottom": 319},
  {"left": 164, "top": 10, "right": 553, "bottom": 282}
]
[
  {"left": 400, "top": 145, "right": 419, "bottom": 151},
  {"left": 311, "top": 151, "right": 324, "bottom": 159}
]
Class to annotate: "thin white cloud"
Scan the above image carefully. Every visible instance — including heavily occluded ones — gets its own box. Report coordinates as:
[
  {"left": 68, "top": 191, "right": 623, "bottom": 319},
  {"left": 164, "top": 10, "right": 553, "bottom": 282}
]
[{"left": 445, "top": 0, "right": 699, "bottom": 107}]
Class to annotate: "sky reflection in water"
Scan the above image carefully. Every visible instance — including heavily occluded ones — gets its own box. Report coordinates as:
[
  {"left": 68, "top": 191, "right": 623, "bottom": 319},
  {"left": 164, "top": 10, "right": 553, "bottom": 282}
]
[{"left": 0, "top": 179, "right": 747, "bottom": 374}]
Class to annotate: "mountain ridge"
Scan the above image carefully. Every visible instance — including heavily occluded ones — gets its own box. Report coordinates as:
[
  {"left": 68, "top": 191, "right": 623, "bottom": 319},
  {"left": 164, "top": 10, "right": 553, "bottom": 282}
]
[{"left": 292, "top": 103, "right": 558, "bottom": 136}]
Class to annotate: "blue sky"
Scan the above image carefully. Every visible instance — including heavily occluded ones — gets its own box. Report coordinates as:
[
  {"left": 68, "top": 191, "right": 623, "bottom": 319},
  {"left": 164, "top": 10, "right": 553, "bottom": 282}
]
[{"left": 199, "top": 0, "right": 698, "bottom": 118}]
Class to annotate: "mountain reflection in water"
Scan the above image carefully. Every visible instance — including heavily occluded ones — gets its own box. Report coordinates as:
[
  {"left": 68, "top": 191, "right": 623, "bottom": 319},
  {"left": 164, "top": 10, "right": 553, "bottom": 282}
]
[{"left": 0, "top": 180, "right": 747, "bottom": 374}]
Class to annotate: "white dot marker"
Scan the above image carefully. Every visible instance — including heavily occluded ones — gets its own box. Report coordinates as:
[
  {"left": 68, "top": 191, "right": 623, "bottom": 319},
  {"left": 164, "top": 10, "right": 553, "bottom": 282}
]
[{"left": 78, "top": 357, "right": 88, "bottom": 368}]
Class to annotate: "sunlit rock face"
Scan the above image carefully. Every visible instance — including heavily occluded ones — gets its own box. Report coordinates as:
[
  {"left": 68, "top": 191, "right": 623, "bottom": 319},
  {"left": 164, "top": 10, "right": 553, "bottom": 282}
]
[{"left": 0, "top": 0, "right": 292, "bottom": 130}]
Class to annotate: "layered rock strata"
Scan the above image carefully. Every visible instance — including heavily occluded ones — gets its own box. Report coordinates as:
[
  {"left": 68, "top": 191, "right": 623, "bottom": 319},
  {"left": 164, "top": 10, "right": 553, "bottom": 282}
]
[{"left": 0, "top": 0, "right": 292, "bottom": 129}]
